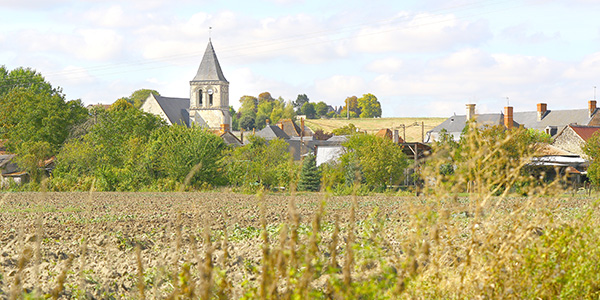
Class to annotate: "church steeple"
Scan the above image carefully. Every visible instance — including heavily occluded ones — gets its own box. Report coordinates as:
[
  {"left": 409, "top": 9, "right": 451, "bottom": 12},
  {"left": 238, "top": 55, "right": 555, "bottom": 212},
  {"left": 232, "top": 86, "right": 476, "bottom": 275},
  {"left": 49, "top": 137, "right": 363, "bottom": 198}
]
[
  {"left": 189, "top": 40, "right": 230, "bottom": 131},
  {"left": 192, "top": 41, "right": 228, "bottom": 83}
]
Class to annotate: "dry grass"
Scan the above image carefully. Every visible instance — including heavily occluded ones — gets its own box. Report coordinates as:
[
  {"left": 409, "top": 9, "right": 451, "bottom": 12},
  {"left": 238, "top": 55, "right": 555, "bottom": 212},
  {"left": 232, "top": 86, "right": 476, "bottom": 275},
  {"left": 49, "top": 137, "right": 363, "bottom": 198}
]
[
  {"left": 1, "top": 124, "right": 599, "bottom": 299},
  {"left": 0, "top": 189, "right": 598, "bottom": 299},
  {"left": 304, "top": 117, "right": 445, "bottom": 142}
]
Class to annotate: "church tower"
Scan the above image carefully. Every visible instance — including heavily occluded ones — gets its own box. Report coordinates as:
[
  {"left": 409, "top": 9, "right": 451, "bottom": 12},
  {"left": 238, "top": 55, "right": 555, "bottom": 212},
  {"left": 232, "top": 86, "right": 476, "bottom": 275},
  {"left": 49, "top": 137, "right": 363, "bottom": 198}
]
[{"left": 189, "top": 40, "right": 230, "bottom": 131}]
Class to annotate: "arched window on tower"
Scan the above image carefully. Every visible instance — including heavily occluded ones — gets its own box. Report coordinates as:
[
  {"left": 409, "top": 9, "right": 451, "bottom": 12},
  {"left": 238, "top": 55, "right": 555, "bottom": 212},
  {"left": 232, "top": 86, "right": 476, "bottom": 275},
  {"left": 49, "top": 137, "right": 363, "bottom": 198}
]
[
  {"left": 208, "top": 88, "right": 214, "bottom": 106},
  {"left": 198, "top": 89, "right": 203, "bottom": 106}
]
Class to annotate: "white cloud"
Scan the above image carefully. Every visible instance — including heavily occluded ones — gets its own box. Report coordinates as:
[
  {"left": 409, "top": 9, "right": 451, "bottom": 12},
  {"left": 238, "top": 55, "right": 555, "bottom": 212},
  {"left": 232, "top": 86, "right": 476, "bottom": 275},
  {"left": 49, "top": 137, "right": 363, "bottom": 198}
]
[
  {"left": 353, "top": 12, "right": 491, "bottom": 53},
  {"left": 314, "top": 75, "right": 366, "bottom": 100},
  {"left": 72, "top": 29, "right": 124, "bottom": 60},
  {"left": 366, "top": 57, "right": 404, "bottom": 73}
]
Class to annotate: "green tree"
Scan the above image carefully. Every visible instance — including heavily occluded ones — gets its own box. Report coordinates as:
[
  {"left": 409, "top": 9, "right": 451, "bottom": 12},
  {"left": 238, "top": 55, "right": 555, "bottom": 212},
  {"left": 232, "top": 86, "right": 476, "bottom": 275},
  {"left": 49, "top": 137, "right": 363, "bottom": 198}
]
[
  {"left": 298, "top": 154, "right": 321, "bottom": 191},
  {"left": 342, "top": 96, "right": 360, "bottom": 118},
  {"left": 230, "top": 106, "right": 240, "bottom": 131},
  {"left": 315, "top": 101, "right": 329, "bottom": 118},
  {"left": 301, "top": 102, "right": 316, "bottom": 119},
  {"left": 294, "top": 94, "right": 310, "bottom": 113},
  {"left": 111, "top": 98, "right": 134, "bottom": 111},
  {"left": 239, "top": 114, "right": 256, "bottom": 130},
  {"left": 13, "top": 140, "right": 52, "bottom": 182},
  {"left": 222, "top": 136, "right": 297, "bottom": 191},
  {"left": 125, "top": 89, "right": 160, "bottom": 108},
  {"left": 270, "top": 107, "right": 283, "bottom": 124},
  {"left": 258, "top": 92, "right": 275, "bottom": 104},
  {"left": 332, "top": 123, "right": 359, "bottom": 136},
  {"left": 239, "top": 96, "right": 258, "bottom": 115},
  {"left": 147, "top": 125, "right": 227, "bottom": 187},
  {"left": 357, "top": 93, "right": 382, "bottom": 118},
  {"left": 342, "top": 134, "right": 408, "bottom": 189},
  {"left": 282, "top": 101, "right": 296, "bottom": 119},
  {"left": 584, "top": 131, "right": 600, "bottom": 186},
  {"left": 54, "top": 108, "right": 165, "bottom": 191},
  {"left": 0, "top": 86, "right": 88, "bottom": 155}
]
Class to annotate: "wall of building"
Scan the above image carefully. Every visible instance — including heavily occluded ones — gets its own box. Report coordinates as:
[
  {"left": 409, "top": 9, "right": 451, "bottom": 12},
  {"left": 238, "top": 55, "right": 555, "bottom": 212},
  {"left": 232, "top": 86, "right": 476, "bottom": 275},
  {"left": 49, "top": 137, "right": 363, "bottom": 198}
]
[
  {"left": 140, "top": 96, "right": 172, "bottom": 125},
  {"left": 553, "top": 127, "right": 585, "bottom": 156}
]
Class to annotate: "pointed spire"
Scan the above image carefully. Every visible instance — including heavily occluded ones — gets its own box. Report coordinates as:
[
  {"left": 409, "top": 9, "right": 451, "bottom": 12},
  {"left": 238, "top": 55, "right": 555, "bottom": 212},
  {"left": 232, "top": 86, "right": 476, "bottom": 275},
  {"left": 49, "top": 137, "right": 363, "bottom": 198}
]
[{"left": 192, "top": 40, "right": 228, "bottom": 82}]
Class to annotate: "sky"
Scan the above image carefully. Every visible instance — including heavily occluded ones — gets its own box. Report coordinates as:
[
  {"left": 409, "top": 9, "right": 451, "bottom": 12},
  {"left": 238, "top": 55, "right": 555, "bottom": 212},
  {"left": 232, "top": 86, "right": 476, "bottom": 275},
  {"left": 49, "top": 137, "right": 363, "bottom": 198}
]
[{"left": 1, "top": 0, "right": 599, "bottom": 117}]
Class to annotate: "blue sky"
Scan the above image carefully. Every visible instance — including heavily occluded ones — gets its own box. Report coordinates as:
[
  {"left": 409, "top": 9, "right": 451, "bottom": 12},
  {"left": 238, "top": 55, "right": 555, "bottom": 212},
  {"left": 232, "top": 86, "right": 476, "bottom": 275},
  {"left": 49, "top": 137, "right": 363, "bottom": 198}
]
[{"left": 1, "top": 0, "right": 599, "bottom": 117}]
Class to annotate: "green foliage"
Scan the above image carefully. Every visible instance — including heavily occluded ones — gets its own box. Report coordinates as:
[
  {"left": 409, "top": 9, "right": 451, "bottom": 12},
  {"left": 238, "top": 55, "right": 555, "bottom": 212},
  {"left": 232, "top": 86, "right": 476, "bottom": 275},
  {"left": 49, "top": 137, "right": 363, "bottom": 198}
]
[
  {"left": 298, "top": 155, "right": 321, "bottom": 191},
  {"left": 315, "top": 101, "right": 329, "bottom": 118},
  {"left": 110, "top": 98, "right": 134, "bottom": 111},
  {"left": 584, "top": 131, "right": 600, "bottom": 186},
  {"left": 126, "top": 89, "right": 159, "bottom": 108},
  {"left": 146, "top": 125, "right": 228, "bottom": 187},
  {"left": 239, "top": 95, "right": 258, "bottom": 115},
  {"left": 293, "top": 94, "right": 309, "bottom": 112},
  {"left": 258, "top": 91, "right": 274, "bottom": 104},
  {"left": 301, "top": 102, "right": 316, "bottom": 119},
  {"left": 340, "top": 134, "right": 408, "bottom": 189},
  {"left": 357, "top": 93, "right": 382, "bottom": 118},
  {"left": 0, "top": 67, "right": 88, "bottom": 155},
  {"left": 230, "top": 106, "right": 240, "bottom": 131},
  {"left": 222, "top": 136, "right": 298, "bottom": 191},
  {"left": 343, "top": 95, "right": 360, "bottom": 116},
  {"left": 13, "top": 140, "right": 52, "bottom": 182},
  {"left": 53, "top": 108, "right": 166, "bottom": 191},
  {"left": 332, "top": 123, "right": 358, "bottom": 136},
  {"left": 240, "top": 114, "right": 256, "bottom": 131}
]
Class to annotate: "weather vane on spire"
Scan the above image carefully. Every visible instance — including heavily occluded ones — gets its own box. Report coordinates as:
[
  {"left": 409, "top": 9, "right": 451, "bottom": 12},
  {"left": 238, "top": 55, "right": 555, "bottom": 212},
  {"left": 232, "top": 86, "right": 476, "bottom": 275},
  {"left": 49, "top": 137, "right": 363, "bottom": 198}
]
[{"left": 209, "top": 26, "right": 212, "bottom": 41}]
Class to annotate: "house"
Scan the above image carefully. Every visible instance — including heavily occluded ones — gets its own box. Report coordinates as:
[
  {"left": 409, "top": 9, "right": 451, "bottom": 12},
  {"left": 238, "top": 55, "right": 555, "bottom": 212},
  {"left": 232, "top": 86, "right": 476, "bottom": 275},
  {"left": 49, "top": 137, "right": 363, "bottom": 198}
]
[
  {"left": 427, "top": 101, "right": 600, "bottom": 142},
  {"left": 252, "top": 120, "right": 315, "bottom": 161},
  {"left": 552, "top": 124, "right": 600, "bottom": 157},
  {"left": 141, "top": 39, "right": 231, "bottom": 132},
  {"left": 314, "top": 135, "right": 348, "bottom": 166},
  {"left": 275, "top": 118, "right": 314, "bottom": 138}
]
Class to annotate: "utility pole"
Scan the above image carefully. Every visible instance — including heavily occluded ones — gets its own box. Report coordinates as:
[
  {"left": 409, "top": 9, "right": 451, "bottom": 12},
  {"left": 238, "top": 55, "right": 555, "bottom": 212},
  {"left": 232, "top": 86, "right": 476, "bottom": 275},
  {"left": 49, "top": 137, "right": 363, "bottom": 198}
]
[
  {"left": 421, "top": 121, "right": 424, "bottom": 143},
  {"left": 401, "top": 124, "right": 406, "bottom": 142}
]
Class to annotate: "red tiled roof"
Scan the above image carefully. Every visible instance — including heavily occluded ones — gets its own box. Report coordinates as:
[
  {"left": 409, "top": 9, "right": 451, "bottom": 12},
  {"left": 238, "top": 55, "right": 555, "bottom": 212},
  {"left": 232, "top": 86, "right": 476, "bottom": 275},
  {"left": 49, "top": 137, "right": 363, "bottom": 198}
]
[{"left": 570, "top": 125, "right": 600, "bottom": 142}]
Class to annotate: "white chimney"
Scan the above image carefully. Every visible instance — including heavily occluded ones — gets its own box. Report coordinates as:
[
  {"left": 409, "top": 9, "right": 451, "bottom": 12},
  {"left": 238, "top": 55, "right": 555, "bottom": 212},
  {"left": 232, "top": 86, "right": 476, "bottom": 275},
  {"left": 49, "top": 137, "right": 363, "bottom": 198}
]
[{"left": 466, "top": 104, "right": 476, "bottom": 121}]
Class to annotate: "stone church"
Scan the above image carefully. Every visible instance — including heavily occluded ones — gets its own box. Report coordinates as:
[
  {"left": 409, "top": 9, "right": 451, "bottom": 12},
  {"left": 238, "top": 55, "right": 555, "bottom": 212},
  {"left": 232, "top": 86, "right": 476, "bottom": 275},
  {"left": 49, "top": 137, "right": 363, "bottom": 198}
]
[{"left": 141, "top": 40, "right": 231, "bottom": 131}]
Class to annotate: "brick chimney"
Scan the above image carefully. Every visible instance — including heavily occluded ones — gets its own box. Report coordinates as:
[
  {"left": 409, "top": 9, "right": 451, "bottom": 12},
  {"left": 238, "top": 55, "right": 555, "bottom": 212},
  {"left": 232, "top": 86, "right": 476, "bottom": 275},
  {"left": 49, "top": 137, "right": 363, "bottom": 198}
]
[
  {"left": 589, "top": 100, "right": 597, "bottom": 117},
  {"left": 537, "top": 103, "right": 547, "bottom": 121},
  {"left": 279, "top": 122, "right": 284, "bottom": 130},
  {"left": 504, "top": 106, "right": 513, "bottom": 129},
  {"left": 466, "top": 104, "right": 476, "bottom": 121}
]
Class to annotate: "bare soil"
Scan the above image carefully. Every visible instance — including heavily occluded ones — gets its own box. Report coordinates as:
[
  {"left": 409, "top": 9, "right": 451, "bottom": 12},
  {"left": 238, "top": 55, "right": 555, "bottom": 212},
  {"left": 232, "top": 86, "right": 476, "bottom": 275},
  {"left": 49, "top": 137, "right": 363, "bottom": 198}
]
[{"left": 0, "top": 192, "right": 410, "bottom": 298}]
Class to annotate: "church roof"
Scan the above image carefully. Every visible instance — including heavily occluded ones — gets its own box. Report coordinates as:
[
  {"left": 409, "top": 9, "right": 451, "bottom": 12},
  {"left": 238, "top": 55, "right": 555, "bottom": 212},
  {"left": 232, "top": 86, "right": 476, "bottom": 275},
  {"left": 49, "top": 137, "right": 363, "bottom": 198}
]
[
  {"left": 154, "top": 95, "right": 190, "bottom": 126},
  {"left": 192, "top": 40, "right": 228, "bottom": 83}
]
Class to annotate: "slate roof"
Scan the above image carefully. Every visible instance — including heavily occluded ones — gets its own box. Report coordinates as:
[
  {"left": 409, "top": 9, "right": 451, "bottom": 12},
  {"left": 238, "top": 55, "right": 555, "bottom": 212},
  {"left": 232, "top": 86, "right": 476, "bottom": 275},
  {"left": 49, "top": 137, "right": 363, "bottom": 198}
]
[
  {"left": 513, "top": 109, "right": 595, "bottom": 131},
  {"left": 154, "top": 95, "right": 190, "bottom": 126},
  {"left": 220, "top": 131, "right": 243, "bottom": 147},
  {"left": 255, "top": 125, "right": 290, "bottom": 140},
  {"left": 429, "top": 113, "right": 513, "bottom": 133},
  {"left": 192, "top": 41, "right": 228, "bottom": 83}
]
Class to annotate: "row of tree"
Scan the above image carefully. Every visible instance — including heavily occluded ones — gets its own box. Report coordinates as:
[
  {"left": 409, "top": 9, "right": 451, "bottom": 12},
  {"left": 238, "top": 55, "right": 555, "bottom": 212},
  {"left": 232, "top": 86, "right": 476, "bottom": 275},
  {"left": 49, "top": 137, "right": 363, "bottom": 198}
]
[
  {"left": 231, "top": 92, "right": 383, "bottom": 131},
  {"left": 0, "top": 67, "right": 404, "bottom": 192}
]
